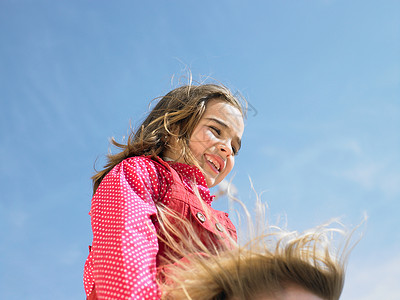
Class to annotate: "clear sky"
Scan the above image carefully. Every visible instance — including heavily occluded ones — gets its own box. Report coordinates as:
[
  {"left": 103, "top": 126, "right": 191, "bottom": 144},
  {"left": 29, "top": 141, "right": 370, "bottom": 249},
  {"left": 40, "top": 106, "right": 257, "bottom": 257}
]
[{"left": 0, "top": 1, "right": 399, "bottom": 299}]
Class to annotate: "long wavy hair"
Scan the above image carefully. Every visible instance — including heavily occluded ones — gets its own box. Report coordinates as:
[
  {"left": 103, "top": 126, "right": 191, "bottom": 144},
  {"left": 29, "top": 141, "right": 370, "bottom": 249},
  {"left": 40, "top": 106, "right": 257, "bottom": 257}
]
[{"left": 92, "top": 83, "right": 245, "bottom": 194}]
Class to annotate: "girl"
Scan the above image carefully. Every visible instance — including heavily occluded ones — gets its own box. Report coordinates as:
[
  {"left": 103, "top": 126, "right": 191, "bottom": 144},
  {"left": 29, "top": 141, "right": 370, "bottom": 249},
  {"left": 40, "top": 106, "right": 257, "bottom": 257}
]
[{"left": 83, "top": 83, "right": 246, "bottom": 300}]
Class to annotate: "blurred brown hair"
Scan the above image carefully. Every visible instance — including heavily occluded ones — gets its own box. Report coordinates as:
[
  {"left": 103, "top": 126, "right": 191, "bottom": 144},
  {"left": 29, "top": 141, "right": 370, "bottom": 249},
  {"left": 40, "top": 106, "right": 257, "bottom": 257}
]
[{"left": 158, "top": 203, "right": 359, "bottom": 300}]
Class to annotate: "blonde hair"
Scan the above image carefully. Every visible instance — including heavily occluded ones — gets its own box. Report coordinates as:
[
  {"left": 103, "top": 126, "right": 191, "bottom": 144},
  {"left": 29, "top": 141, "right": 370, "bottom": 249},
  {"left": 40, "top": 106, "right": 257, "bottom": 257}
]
[
  {"left": 158, "top": 205, "right": 358, "bottom": 300},
  {"left": 92, "top": 83, "right": 245, "bottom": 193}
]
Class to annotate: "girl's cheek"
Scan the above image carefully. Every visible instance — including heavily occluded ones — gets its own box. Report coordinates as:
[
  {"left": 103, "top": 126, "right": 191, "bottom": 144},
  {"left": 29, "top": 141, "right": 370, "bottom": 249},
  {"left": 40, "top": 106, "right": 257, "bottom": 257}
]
[
  {"left": 204, "top": 130, "right": 215, "bottom": 141},
  {"left": 227, "top": 157, "right": 234, "bottom": 169}
]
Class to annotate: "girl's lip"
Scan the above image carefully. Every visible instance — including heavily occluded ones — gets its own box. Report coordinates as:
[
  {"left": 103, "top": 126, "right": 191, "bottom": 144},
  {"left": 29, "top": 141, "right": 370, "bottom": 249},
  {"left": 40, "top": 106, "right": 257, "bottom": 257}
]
[{"left": 204, "top": 154, "right": 225, "bottom": 174}]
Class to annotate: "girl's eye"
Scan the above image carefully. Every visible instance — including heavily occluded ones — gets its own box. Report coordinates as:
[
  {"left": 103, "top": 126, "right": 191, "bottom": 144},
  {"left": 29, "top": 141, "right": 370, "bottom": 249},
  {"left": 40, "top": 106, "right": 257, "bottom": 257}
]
[
  {"left": 209, "top": 126, "right": 221, "bottom": 135},
  {"left": 232, "top": 146, "right": 238, "bottom": 156}
]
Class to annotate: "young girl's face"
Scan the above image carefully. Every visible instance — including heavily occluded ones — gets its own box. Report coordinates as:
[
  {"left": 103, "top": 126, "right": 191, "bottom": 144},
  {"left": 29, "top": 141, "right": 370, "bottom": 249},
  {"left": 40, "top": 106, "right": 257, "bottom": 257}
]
[{"left": 166, "top": 99, "right": 244, "bottom": 188}]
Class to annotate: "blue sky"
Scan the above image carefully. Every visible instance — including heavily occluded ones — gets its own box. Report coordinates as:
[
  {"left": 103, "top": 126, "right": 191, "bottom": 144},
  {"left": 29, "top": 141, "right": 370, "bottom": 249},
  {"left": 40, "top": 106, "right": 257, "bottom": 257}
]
[{"left": 0, "top": 1, "right": 399, "bottom": 299}]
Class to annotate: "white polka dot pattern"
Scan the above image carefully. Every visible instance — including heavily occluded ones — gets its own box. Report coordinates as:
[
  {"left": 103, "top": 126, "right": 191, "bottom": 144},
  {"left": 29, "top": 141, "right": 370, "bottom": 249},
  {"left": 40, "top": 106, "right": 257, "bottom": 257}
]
[{"left": 83, "top": 156, "right": 214, "bottom": 299}]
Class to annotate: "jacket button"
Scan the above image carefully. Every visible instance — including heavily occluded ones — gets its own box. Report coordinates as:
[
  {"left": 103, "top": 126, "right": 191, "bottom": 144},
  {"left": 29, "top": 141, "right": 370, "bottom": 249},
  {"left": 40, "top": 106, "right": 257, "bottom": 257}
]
[
  {"left": 215, "top": 223, "right": 224, "bottom": 232},
  {"left": 196, "top": 212, "right": 206, "bottom": 223}
]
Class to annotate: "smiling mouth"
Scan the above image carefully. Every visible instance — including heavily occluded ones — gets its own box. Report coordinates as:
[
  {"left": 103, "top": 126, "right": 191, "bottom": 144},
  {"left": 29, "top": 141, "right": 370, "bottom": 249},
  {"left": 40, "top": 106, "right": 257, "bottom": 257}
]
[{"left": 205, "top": 155, "right": 221, "bottom": 173}]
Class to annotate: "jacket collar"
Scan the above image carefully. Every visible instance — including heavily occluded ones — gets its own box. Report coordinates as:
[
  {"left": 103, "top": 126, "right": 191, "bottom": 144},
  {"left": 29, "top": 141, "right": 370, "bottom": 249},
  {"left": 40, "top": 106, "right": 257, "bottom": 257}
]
[{"left": 167, "top": 162, "right": 214, "bottom": 205}]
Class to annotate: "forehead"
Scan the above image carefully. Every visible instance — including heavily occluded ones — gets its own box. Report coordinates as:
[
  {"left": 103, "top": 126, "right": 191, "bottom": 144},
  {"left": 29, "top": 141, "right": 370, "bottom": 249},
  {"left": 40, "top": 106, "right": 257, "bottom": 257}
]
[{"left": 203, "top": 99, "right": 244, "bottom": 135}]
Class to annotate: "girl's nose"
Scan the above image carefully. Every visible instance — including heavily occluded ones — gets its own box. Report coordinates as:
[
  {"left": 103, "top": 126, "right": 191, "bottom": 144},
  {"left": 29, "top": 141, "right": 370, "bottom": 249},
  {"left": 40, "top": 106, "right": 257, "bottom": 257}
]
[{"left": 218, "top": 142, "right": 232, "bottom": 157}]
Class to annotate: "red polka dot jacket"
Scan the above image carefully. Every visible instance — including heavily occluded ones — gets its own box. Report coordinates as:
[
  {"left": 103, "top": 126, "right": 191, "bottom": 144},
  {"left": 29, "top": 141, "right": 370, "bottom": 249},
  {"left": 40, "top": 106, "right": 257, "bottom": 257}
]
[{"left": 83, "top": 156, "right": 237, "bottom": 299}]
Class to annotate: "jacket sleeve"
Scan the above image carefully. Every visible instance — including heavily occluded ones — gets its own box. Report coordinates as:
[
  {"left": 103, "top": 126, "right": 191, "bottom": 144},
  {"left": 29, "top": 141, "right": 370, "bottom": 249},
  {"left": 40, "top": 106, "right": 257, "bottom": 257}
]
[{"left": 89, "top": 158, "right": 166, "bottom": 300}]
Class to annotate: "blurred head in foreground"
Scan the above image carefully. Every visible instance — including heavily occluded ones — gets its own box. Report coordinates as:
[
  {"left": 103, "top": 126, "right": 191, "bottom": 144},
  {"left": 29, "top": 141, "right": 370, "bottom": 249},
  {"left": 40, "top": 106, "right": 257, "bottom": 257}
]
[{"left": 158, "top": 204, "right": 358, "bottom": 300}]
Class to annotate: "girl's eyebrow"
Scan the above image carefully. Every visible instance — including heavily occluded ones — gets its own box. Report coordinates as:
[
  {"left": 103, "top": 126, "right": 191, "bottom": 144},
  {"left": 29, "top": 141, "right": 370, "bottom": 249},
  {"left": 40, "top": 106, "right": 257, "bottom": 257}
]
[
  {"left": 205, "top": 117, "right": 228, "bottom": 129},
  {"left": 205, "top": 117, "right": 242, "bottom": 150}
]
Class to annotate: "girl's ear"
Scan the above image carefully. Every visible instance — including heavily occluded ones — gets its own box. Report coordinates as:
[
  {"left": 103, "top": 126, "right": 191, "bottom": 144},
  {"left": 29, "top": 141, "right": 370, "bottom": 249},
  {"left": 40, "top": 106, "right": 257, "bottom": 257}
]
[
  {"left": 167, "top": 124, "right": 182, "bottom": 140},
  {"left": 162, "top": 127, "right": 182, "bottom": 161}
]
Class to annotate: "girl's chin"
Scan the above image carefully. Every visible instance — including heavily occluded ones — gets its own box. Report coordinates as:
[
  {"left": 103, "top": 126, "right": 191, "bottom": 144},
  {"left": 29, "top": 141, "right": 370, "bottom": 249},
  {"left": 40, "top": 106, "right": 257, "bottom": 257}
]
[
  {"left": 204, "top": 176, "right": 215, "bottom": 188},
  {"left": 205, "top": 175, "right": 222, "bottom": 188},
  {"left": 203, "top": 165, "right": 221, "bottom": 186}
]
